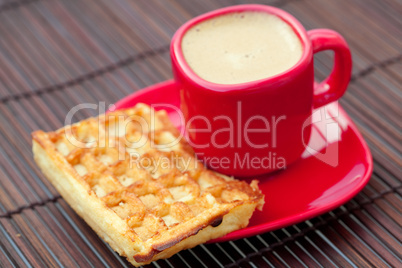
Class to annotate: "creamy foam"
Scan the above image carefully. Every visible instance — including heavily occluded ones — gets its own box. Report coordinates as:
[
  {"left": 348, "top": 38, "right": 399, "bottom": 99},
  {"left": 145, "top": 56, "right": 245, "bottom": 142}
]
[{"left": 182, "top": 12, "right": 303, "bottom": 84}]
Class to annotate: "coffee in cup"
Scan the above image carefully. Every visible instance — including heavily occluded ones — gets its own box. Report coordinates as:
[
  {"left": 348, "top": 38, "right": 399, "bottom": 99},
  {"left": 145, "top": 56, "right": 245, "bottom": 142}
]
[
  {"left": 181, "top": 11, "right": 303, "bottom": 84},
  {"left": 171, "top": 5, "right": 352, "bottom": 176}
]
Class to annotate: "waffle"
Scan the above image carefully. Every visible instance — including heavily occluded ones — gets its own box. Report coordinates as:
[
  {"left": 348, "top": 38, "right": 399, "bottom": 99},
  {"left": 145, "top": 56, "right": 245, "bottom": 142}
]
[{"left": 32, "top": 103, "right": 264, "bottom": 266}]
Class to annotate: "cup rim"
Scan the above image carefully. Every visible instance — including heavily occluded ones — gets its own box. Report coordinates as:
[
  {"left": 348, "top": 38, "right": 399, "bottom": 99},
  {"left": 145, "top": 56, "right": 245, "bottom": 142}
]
[{"left": 171, "top": 4, "right": 312, "bottom": 92}]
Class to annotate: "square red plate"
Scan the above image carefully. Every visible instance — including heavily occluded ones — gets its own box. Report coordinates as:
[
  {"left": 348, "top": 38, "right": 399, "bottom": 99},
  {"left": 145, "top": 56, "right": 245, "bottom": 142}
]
[{"left": 112, "top": 80, "right": 372, "bottom": 243}]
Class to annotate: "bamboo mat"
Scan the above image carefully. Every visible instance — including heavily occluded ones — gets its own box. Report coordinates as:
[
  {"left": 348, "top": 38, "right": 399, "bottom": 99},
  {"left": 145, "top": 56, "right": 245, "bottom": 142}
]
[{"left": 0, "top": 0, "right": 401, "bottom": 267}]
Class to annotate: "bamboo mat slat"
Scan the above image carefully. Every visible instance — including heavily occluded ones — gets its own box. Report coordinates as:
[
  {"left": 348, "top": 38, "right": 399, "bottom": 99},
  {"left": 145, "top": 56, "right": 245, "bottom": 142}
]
[
  {"left": 0, "top": 0, "right": 401, "bottom": 267},
  {"left": 285, "top": 0, "right": 402, "bottom": 75},
  {"left": 0, "top": 50, "right": 174, "bottom": 213}
]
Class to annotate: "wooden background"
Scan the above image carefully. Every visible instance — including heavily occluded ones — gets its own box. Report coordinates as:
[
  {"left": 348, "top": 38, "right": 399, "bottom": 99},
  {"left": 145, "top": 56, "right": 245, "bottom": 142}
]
[{"left": 0, "top": 0, "right": 401, "bottom": 267}]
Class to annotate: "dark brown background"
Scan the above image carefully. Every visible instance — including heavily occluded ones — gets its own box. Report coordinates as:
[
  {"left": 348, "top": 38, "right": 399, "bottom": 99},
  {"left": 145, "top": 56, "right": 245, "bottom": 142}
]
[{"left": 0, "top": 0, "right": 401, "bottom": 267}]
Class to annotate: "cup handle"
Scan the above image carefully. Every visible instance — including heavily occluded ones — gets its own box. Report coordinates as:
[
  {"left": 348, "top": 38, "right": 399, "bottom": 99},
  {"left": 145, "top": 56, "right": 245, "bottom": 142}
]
[{"left": 308, "top": 29, "right": 352, "bottom": 108}]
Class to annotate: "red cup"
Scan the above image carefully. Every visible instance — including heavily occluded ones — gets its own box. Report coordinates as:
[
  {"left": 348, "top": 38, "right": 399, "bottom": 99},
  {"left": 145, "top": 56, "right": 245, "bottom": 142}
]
[{"left": 170, "top": 5, "right": 352, "bottom": 176}]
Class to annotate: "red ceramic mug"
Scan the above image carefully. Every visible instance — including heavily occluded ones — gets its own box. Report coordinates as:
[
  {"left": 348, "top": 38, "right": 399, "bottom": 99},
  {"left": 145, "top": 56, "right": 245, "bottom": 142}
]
[{"left": 170, "top": 5, "right": 352, "bottom": 176}]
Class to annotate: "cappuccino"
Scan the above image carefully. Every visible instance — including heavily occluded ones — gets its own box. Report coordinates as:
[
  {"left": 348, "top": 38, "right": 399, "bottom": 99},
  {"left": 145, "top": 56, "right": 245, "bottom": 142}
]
[{"left": 182, "top": 12, "right": 303, "bottom": 84}]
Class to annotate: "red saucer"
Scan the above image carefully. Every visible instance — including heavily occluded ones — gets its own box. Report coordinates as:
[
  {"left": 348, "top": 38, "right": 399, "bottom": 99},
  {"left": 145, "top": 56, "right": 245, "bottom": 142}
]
[{"left": 113, "top": 80, "right": 373, "bottom": 243}]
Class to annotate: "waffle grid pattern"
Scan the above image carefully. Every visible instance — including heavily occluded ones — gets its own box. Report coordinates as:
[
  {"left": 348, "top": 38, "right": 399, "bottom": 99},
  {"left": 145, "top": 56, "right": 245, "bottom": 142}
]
[{"left": 32, "top": 103, "right": 263, "bottom": 265}]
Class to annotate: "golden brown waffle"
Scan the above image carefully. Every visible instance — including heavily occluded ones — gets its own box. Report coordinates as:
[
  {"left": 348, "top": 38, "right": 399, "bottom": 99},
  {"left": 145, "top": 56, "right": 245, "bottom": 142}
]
[{"left": 32, "top": 103, "right": 264, "bottom": 266}]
